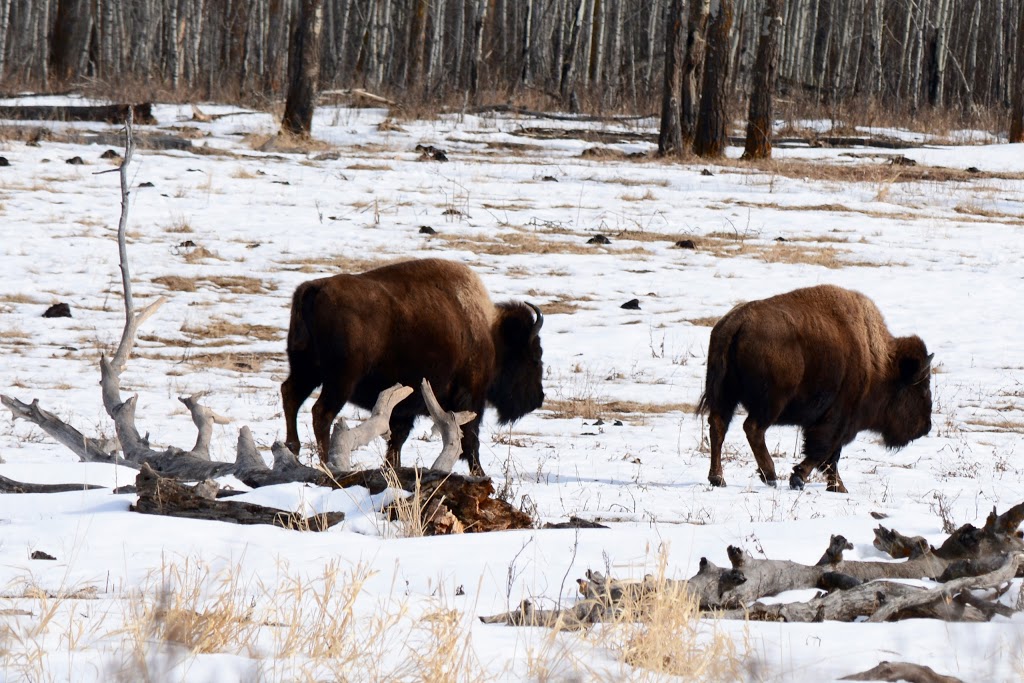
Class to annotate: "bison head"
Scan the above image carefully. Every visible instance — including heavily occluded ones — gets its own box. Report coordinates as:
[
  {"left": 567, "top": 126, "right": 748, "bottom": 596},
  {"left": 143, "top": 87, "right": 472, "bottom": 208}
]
[
  {"left": 489, "top": 302, "right": 545, "bottom": 423},
  {"left": 880, "top": 335, "right": 933, "bottom": 448}
]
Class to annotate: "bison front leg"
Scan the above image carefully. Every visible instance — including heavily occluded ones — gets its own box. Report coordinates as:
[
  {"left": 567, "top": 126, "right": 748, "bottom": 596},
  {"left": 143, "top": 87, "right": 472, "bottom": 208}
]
[
  {"left": 820, "top": 449, "right": 847, "bottom": 493},
  {"left": 463, "top": 415, "right": 485, "bottom": 476},
  {"left": 742, "top": 416, "right": 778, "bottom": 487},
  {"left": 791, "top": 426, "right": 844, "bottom": 492},
  {"left": 385, "top": 414, "right": 415, "bottom": 469}
]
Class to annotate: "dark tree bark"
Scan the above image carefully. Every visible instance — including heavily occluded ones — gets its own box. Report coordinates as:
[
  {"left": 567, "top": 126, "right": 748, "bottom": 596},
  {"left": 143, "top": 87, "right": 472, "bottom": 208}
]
[
  {"left": 693, "top": 0, "right": 733, "bottom": 158},
  {"left": 741, "top": 0, "right": 783, "bottom": 160},
  {"left": 282, "top": 0, "right": 323, "bottom": 138},
  {"left": 50, "top": 0, "right": 92, "bottom": 84},
  {"left": 681, "top": 0, "right": 710, "bottom": 148},
  {"left": 1010, "top": 4, "right": 1024, "bottom": 142},
  {"left": 657, "top": 0, "right": 684, "bottom": 157}
]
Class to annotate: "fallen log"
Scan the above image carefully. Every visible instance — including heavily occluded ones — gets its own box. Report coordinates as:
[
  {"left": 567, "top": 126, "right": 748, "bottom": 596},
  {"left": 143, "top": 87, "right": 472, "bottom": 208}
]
[
  {"left": 0, "top": 103, "right": 156, "bottom": 125},
  {"left": 130, "top": 463, "right": 343, "bottom": 531},
  {"left": 0, "top": 474, "right": 104, "bottom": 494},
  {"left": 841, "top": 661, "right": 964, "bottom": 683}
]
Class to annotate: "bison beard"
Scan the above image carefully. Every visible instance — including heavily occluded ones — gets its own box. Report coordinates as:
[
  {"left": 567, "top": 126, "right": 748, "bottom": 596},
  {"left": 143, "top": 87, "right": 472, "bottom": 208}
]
[
  {"left": 280, "top": 259, "right": 544, "bottom": 475},
  {"left": 698, "top": 285, "right": 933, "bottom": 493}
]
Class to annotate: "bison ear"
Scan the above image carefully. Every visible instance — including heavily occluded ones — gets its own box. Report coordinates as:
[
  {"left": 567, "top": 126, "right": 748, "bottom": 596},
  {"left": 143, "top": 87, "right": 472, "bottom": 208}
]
[{"left": 898, "top": 352, "right": 933, "bottom": 385}]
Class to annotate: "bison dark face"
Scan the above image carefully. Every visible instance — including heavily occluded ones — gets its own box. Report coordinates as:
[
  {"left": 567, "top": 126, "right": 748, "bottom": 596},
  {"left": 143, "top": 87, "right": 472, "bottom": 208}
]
[
  {"left": 880, "top": 336, "right": 933, "bottom": 449},
  {"left": 488, "top": 302, "right": 545, "bottom": 423}
]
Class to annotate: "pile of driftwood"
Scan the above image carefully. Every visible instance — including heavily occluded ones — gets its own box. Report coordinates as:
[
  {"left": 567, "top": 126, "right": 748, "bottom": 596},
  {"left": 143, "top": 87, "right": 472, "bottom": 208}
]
[
  {"left": 483, "top": 503, "right": 1024, "bottom": 627},
  {"left": 0, "top": 113, "right": 531, "bottom": 536}
]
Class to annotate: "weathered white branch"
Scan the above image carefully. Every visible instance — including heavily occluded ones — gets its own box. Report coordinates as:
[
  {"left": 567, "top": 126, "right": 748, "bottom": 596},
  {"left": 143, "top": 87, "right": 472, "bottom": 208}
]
[
  {"left": 0, "top": 395, "right": 120, "bottom": 465},
  {"left": 867, "top": 552, "right": 1021, "bottom": 623},
  {"left": 423, "top": 378, "right": 476, "bottom": 472},
  {"left": 327, "top": 384, "right": 414, "bottom": 468},
  {"left": 180, "top": 393, "right": 231, "bottom": 460}
]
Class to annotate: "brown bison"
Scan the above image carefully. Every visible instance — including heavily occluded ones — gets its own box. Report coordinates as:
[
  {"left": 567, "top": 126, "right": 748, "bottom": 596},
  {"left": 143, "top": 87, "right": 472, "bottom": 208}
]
[
  {"left": 281, "top": 258, "right": 545, "bottom": 475},
  {"left": 697, "top": 285, "right": 932, "bottom": 493}
]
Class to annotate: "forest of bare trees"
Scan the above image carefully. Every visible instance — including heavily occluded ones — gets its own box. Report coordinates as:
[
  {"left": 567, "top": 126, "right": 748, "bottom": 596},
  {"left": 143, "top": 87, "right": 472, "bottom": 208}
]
[{"left": 2, "top": 0, "right": 1022, "bottom": 133}]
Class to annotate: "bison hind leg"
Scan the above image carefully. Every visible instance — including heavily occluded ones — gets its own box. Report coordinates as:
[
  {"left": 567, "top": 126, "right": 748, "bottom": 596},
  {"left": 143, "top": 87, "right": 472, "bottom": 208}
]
[
  {"left": 282, "top": 369, "right": 322, "bottom": 456},
  {"left": 707, "top": 410, "right": 732, "bottom": 487}
]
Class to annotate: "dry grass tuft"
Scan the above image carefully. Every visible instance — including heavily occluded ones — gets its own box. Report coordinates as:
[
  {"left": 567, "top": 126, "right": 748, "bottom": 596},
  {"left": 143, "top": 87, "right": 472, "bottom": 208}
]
[
  {"left": 0, "top": 292, "right": 44, "bottom": 305},
  {"left": 436, "top": 229, "right": 649, "bottom": 257},
  {"left": 134, "top": 347, "right": 278, "bottom": 373},
  {"left": 727, "top": 157, "right": 1024, "bottom": 185},
  {"left": 152, "top": 275, "right": 197, "bottom": 292},
  {"left": 245, "top": 131, "right": 335, "bottom": 154},
  {"left": 180, "top": 318, "right": 282, "bottom": 342},
  {"left": 346, "top": 162, "right": 394, "bottom": 171},
  {"left": 596, "top": 553, "right": 744, "bottom": 680},
  {"left": 182, "top": 245, "right": 222, "bottom": 263},
  {"left": 687, "top": 316, "right": 721, "bottom": 328},
  {"left": 526, "top": 290, "right": 594, "bottom": 315},
  {"left": 277, "top": 253, "right": 406, "bottom": 275},
  {"left": 544, "top": 398, "right": 697, "bottom": 421},
  {"left": 152, "top": 274, "right": 274, "bottom": 294}
]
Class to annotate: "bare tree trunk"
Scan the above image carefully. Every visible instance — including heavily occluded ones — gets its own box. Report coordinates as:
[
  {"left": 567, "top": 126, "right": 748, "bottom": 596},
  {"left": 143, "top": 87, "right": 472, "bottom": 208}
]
[
  {"left": 426, "top": 0, "right": 447, "bottom": 91},
  {"left": 867, "top": 0, "right": 883, "bottom": 100},
  {"left": 680, "top": 0, "right": 710, "bottom": 148},
  {"left": 693, "top": 0, "right": 733, "bottom": 158},
  {"left": 469, "top": 0, "right": 488, "bottom": 101},
  {"left": 50, "top": 0, "right": 92, "bottom": 84},
  {"left": 282, "top": 0, "right": 323, "bottom": 137},
  {"left": 520, "top": 0, "right": 535, "bottom": 84},
  {"left": 962, "top": 0, "right": 981, "bottom": 113},
  {"left": 405, "top": 0, "right": 429, "bottom": 89},
  {"left": 559, "top": 0, "right": 587, "bottom": 108},
  {"left": 1010, "top": 3, "right": 1024, "bottom": 142},
  {"left": 657, "top": 0, "right": 684, "bottom": 157},
  {"left": 930, "top": 0, "right": 953, "bottom": 107},
  {"left": 742, "top": 0, "right": 783, "bottom": 160}
]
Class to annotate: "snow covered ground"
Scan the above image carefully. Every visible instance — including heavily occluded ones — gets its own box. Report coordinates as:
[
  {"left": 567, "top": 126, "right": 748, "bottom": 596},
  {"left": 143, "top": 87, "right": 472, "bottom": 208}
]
[{"left": 1, "top": 101, "right": 1023, "bottom": 681}]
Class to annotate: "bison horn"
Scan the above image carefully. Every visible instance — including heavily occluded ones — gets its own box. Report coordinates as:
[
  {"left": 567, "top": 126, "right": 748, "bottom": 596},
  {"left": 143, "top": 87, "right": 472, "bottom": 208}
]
[
  {"left": 915, "top": 352, "right": 934, "bottom": 383},
  {"left": 526, "top": 302, "right": 544, "bottom": 337}
]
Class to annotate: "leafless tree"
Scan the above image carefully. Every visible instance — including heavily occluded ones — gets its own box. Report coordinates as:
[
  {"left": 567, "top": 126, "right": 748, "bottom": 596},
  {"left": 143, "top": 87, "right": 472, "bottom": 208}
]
[
  {"left": 693, "top": 0, "right": 733, "bottom": 158},
  {"left": 282, "top": 0, "right": 323, "bottom": 137},
  {"left": 742, "top": 0, "right": 783, "bottom": 160}
]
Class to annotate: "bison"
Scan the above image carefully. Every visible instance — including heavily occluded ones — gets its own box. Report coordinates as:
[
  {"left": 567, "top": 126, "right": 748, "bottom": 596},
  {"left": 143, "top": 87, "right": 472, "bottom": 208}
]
[
  {"left": 281, "top": 258, "right": 545, "bottom": 475},
  {"left": 697, "top": 285, "right": 933, "bottom": 493}
]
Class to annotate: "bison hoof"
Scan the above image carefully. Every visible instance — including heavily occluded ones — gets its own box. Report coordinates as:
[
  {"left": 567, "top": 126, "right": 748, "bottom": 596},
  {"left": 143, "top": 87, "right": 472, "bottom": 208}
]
[
  {"left": 708, "top": 475, "right": 727, "bottom": 488},
  {"left": 763, "top": 478, "right": 778, "bottom": 488},
  {"left": 826, "top": 482, "right": 849, "bottom": 494},
  {"left": 789, "top": 474, "right": 806, "bottom": 490}
]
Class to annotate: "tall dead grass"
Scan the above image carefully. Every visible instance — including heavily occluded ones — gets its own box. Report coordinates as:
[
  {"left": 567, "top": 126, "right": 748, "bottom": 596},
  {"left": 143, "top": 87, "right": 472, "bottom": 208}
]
[
  {"left": 107, "top": 555, "right": 484, "bottom": 681},
  {"left": 598, "top": 557, "right": 744, "bottom": 680}
]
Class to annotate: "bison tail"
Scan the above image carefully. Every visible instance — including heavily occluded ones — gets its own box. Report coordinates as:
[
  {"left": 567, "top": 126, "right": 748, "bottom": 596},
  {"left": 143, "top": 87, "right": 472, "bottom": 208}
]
[
  {"left": 287, "top": 281, "right": 320, "bottom": 356},
  {"left": 697, "top": 320, "right": 739, "bottom": 417}
]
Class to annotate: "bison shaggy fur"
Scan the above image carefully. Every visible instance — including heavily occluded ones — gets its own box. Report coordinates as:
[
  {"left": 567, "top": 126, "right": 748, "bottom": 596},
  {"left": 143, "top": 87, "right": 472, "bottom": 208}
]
[
  {"left": 281, "top": 258, "right": 544, "bottom": 475},
  {"left": 697, "top": 285, "right": 933, "bottom": 493}
]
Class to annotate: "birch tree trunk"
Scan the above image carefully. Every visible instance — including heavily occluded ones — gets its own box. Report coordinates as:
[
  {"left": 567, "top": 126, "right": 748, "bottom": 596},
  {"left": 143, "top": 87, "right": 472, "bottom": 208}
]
[
  {"left": 469, "top": 0, "right": 489, "bottom": 101},
  {"left": 1010, "top": 3, "right": 1024, "bottom": 142},
  {"left": 742, "top": 0, "right": 783, "bottom": 160},
  {"left": 282, "top": 0, "right": 323, "bottom": 137},
  {"left": 559, "top": 0, "right": 587, "bottom": 107},
  {"left": 520, "top": 0, "right": 535, "bottom": 84},
  {"left": 693, "top": 0, "right": 733, "bottom": 158}
]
